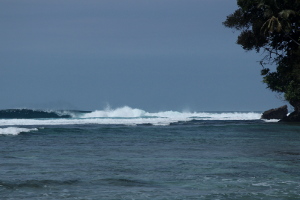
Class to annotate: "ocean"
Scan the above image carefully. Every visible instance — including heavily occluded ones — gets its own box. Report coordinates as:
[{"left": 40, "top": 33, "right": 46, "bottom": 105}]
[{"left": 1, "top": 106, "right": 300, "bottom": 199}]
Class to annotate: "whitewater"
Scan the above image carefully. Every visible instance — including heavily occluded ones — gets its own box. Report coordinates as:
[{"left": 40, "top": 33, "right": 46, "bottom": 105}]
[{"left": 0, "top": 106, "right": 262, "bottom": 135}]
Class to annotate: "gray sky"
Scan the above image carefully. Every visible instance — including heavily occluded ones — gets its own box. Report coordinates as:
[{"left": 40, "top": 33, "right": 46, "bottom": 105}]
[{"left": 0, "top": 0, "right": 286, "bottom": 111}]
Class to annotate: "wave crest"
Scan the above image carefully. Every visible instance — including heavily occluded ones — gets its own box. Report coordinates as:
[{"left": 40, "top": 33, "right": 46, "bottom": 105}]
[
  {"left": 0, "top": 109, "right": 73, "bottom": 119},
  {"left": 81, "top": 106, "right": 146, "bottom": 118}
]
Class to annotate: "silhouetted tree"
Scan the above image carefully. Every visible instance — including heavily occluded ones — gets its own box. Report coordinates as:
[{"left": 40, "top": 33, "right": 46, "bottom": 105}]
[{"left": 224, "top": 0, "right": 300, "bottom": 121}]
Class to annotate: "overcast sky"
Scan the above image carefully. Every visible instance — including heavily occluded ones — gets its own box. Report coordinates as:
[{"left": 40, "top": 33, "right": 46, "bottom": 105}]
[{"left": 0, "top": 0, "right": 286, "bottom": 111}]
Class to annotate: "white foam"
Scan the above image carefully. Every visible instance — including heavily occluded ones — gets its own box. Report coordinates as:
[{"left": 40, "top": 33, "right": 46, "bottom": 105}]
[
  {"left": 0, "top": 118, "right": 173, "bottom": 126},
  {"left": 146, "top": 111, "right": 261, "bottom": 120},
  {"left": 262, "top": 119, "right": 280, "bottom": 122},
  {"left": 0, "top": 127, "right": 38, "bottom": 135},
  {"left": 252, "top": 182, "right": 271, "bottom": 187},
  {"left": 0, "top": 106, "right": 263, "bottom": 126}
]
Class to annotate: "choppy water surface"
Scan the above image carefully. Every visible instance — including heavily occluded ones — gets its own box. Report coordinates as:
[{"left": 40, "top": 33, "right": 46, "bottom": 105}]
[{"left": 0, "top": 108, "right": 300, "bottom": 199}]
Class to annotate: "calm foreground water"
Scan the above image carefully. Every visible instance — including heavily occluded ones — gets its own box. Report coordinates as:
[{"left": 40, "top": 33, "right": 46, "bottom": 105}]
[{"left": 0, "top": 109, "right": 300, "bottom": 199}]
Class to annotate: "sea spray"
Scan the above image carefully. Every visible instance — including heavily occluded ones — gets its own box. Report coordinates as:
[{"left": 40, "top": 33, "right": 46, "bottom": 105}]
[{"left": 81, "top": 106, "right": 146, "bottom": 118}]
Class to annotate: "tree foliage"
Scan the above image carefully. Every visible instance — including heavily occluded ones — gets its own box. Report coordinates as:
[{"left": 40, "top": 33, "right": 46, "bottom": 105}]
[{"left": 223, "top": 0, "right": 300, "bottom": 110}]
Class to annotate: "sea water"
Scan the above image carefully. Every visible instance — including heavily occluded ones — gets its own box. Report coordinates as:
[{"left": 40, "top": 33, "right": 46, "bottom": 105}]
[{"left": 0, "top": 106, "right": 300, "bottom": 199}]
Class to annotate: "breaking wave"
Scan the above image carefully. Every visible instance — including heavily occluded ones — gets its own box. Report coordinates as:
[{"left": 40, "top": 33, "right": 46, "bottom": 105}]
[
  {"left": 0, "top": 106, "right": 263, "bottom": 126},
  {"left": 82, "top": 106, "right": 146, "bottom": 118}
]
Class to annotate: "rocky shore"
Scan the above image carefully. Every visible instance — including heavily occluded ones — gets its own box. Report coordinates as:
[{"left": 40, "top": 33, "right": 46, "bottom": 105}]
[{"left": 261, "top": 105, "right": 300, "bottom": 122}]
